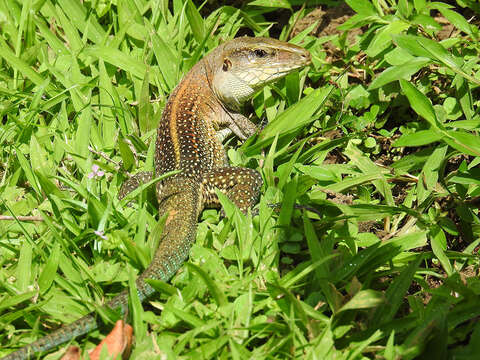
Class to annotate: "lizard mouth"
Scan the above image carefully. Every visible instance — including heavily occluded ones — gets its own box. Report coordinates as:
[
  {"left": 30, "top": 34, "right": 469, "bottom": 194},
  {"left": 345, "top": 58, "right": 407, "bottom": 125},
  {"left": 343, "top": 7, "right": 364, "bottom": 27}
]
[{"left": 238, "top": 60, "right": 310, "bottom": 88}]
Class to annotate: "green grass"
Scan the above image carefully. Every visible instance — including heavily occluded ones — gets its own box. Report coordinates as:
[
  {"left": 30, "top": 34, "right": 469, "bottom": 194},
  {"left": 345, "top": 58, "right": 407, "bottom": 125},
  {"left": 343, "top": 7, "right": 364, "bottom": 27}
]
[{"left": 1, "top": 0, "right": 480, "bottom": 359}]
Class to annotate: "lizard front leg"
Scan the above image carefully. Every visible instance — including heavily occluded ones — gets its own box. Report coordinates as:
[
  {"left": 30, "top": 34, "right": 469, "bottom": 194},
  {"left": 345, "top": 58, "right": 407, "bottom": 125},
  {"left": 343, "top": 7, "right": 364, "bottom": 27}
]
[{"left": 216, "top": 112, "right": 258, "bottom": 142}]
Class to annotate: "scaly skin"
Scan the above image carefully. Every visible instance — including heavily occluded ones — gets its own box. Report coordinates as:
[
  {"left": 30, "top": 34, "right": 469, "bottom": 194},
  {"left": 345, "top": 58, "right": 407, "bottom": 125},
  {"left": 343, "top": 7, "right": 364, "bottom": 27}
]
[{"left": 2, "top": 36, "right": 311, "bottom": 359}]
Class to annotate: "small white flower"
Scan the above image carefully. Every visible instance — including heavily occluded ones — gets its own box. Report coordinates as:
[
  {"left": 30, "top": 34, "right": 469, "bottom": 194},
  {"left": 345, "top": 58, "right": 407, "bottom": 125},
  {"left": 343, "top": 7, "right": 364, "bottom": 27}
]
[
  {"left": 94, "top": 230, "right": 107, "bottom": 240},
  {"left": 88, "top": 164, "right": 105, "bottom": 179}
]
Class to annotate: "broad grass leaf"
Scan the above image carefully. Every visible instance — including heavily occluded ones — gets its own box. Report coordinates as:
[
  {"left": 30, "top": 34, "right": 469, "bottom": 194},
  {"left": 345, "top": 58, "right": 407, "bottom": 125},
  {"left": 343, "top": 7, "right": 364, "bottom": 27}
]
[
  {"left": 129, "top": 269, "right": 146, "bottom": 341},
  {"left": 304, "top": 215, "right": 342, "bottom": 312},
  {"left": 145, "top": 279, "right": 177, "bottom": 296},
  {"left": 36, "top": 172, "right": 65, "bottom": 199},
  {"left": 186, "top": 0, "right": 205, "bottom": 43},
  {"left": 246, "top": 86, "right": 332, "bottom": 155},
  {"left": 345, "top": 0, "right": 377, "bottom": 16},
  {"left": 16, "top": 0, "right": 32, "bottom": 54},
  {"left": 385, "top": 47, "right": 415, "bottom": 65},
  {"left": 399, "top": 80, "right": 439, "bottom": 128},
  {"left": 215, "top": 189, "right": 237, "bottom": 219},
  {"left": 54, "top": 4, "right": 84, "bottom": 53},
  {"left": 186, "top": 263, "right": 227, "bottom": 307},
  {"left": 415, "top": 144, "right": 446, "bottom": 204},
  {"left": 296, "top": 164, "right": 339, "bottom": 183},
  {"left": 85, "top": 46, "right": 147, "bottom": 79},
  {"left": 133, "top": 207, "right": 148, "bottom": 250},
  {"left": 421, "top": 144, "right": 447, "bottom": 190},
  {"left": 344, "top": 143, "right": 394, "bottom": 206},
  {"left": 75, "top": 106, "right": 92, "bottom": 163},
  {"left": 120, "top": 228, "right": 150, "bottom": 270},
  {"left": 34, "top": 17, "right": 70, "bottom": 56},
  {"left": 247, "top": 0, "right": 292, "bottom": 9},
  {"left": 38, "top": 208, "right": 81, "bottom": 258},
  {"left": 334, "top": 231, "right": 427, "bottom": 282},
  {"left": 267, "top": 283, "right": 308, "bottom": 325},
  {"left": 448, "top": 168, "right": 480, "bottom": 186},
  {"left": 0, "top": 292, "right": 37, "bottom": 311},
  {"left": 163, "top": 302, "right": 207, "bottom": 329},
  {"left": 443, "top": 131, "right": 480, "bottom": 157},
  {"left": 260, "top": 86, "right": 329, "bottom": 138},
  {"left": 150, "top": 32, "right": 179, "bottom": 90},
  {"left": 434, "top": 6, "right": 472, "bottom": 35},
  {"left": 430, "top": 225, "right": 453, "bottom": 275},
  {"left": 348, "top": 204, "right": 420, "bottom": 220},
  {"left": 30, "top": 135, "right": 53, "bottom": 177},
  {"left": 117, "top": 0, "right": 145, "bottom": 40},
  {"left": 338, "top": 290, "right": 384, "bottom": 312},
  {"left": 309, "top": 326, "right": 336, "bottom": 358},
  {"left": 395, "top": 35, "right": 478, "bottom": 85},
  {"left": 38, "top": 243, "right": 61, "bottom": 294},
  {"left": 369, "top": 58, "right": 431, "bottom": 89},
  {"left": 278, "top": 176, "right": 297, "bottom": 228},
  {"left": 138, "top": 68, "right": 154, "bottom": 133},
  {"left": 55, "top": 174, "right": 88, "bottom": 200},
  {"left": 393, "top": 130, "right": 443, "bottom": 147},
  {"left": 119, "top": 172, "right": 176, "bottom": 207},
  {"left": 98, "top": 59, "right": 116, "bottom": 149},
  {"left": 16, "top": 242, "right": 32, "bottom": 292},
  {"left": 232, "top": 210, "right": 255, "bottom": 263},
  {"left": 416, "top": 36, "right": 462, "bottom": 69},
  {"left": 384, "top": 330, "right": 396, "bottom": 360},
  {"left": 298, "top": 137, "right": 349, "bottom": 164},
  {"left": 285, "top": 71, "right": 301, "bottom": 105},
  {"left": 118, "top": 138, "right": 135, "bottom": 171},
  {"left": 0, "top": 37, "right": 50, "bottom": 90},
  {"left": 397, "top": 0, "right": 412, "bottom": 18},
  {"left": 280, "top": 256, "right": 339, "bottom": 289},
  {"left": 56, "top": 0, "right": 106, "bottom": 43},
  {"left": 184, "top": 336, "right": 229, "bottom": 358},
  {"left": 394, "top": 34, "right": 439, "bottom": 59},
  {"left": 374, "top": 255, "right": 423, "bottom": 324},
  {"left": 16, "top": 148, "right": 42, "bottom": 196},
  {"left": 324, "top": 173, "right": 385, "bottom": 193},
  {"left": 412, "top": 13, "right": 443, "bottom": 31},
  {"left": 346, "top": 330, "right": 383, "bottom": 360},
  {"left": 277, "top": 143, "right": 304, "bottom": 190},
  {"left": 87, "top": 196, "right": 107, "bottom": 229},
  {"left": 365, "top": 20, "right": 410, "bottom": 58},
  {"left": 455, "top": 77, "right": 474, "bottom": 121},
  {"left": 229, "top": 339, "right": 252, "bottom": 359}
]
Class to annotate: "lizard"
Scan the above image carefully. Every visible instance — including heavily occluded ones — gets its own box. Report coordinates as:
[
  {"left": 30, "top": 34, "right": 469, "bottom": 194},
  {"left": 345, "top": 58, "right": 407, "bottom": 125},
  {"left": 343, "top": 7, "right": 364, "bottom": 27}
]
[{"left": 1, "top": 36, "right": 311, "bottom": 360}]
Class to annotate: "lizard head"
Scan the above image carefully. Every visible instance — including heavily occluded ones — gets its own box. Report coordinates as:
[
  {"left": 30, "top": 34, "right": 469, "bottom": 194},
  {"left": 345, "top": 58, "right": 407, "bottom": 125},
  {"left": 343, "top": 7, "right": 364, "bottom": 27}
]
[{"left": 210, "top": 36, "right": 311, "bottom": 110}]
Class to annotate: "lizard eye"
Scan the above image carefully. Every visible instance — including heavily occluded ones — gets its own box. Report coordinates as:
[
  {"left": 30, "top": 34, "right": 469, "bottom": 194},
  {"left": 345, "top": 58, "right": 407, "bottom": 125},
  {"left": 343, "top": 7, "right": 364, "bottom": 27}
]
[
  {"left": 254, "top": 49, "right": 268, "bottom": 58},
  {"left": 222, "top": 59, "right": 231, "bottom": 71}
]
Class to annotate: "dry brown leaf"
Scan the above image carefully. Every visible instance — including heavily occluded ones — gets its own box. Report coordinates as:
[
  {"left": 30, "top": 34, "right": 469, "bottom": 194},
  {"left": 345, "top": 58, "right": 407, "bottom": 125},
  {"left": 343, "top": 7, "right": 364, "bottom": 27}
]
[{"left": 60, "top": 320, "right": 133, "bottom": 360}]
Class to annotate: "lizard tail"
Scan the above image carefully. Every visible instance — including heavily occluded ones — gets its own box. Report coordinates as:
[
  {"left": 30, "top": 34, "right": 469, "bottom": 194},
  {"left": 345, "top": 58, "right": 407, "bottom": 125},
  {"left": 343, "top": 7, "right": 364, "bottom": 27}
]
[
  {"left": 1, "top": 313, "right": 98, "bottom": 360},
  {"left": 2, "top": 178, "right": 200, "bottom": 360},
  {"left": 133, "top": 177, "right": 201, "bottom": 300}
]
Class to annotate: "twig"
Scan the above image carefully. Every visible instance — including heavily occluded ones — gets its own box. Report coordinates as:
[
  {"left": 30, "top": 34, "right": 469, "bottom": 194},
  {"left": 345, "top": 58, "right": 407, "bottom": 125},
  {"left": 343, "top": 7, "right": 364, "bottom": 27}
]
[
  {"left": 0, "top": 215, "right": 44, "bottom": 221},
  {"left": 88, "top": 146, "right": 121, "bottom": 168}
]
